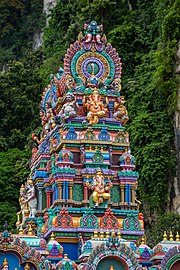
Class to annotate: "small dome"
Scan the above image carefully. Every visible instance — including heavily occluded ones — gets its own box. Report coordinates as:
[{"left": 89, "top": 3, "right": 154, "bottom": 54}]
[{"left": 47, "top": 232, "right": 63, "bottom": 257}]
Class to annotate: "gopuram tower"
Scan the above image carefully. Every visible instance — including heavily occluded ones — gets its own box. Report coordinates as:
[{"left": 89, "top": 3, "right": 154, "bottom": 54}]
[{"left": 16, "top": 21, "right": 145, "bottom": 270}]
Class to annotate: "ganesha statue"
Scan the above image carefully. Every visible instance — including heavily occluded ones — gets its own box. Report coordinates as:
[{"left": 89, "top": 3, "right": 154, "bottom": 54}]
[
  {"left": 86, "top": 169, "right": 112, "bottom": 207},
  {"left": 83, "top": 89, "right": 108, "bottom": 125}
]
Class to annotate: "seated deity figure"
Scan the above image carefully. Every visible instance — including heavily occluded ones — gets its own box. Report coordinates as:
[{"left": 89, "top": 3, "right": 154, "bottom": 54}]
[
  {"left": 82, "top": 89, "right": 108, "bottom": 125},
  {"left": 25, "top": 177, "right": 37, "bottom": 218},
  {"left": 113, "top": 96, "right": 129, "bottom": 125},
  {"left": 58, "top": 92, "right": 78, "bottom": 125},
  {"left": 86, "top": 169, "right": 112, "bottom": 207}
]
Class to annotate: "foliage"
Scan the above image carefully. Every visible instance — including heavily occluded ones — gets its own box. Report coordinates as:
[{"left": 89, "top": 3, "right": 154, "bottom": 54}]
[
  {"left": 0, "top": 0, "right": 45, "bottom": 69},
  {"left": 0, "top": 149, "right": 30, "bottom": 231},
  {"left": 0, "top": 49, "right": 44, "bottom": 151},
  {"left": 146, "top": 212, "right": 180, "bottom": 247}
]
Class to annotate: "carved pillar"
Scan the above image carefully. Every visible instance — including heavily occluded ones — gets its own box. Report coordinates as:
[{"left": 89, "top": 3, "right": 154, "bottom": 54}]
[
  {"left": 57, "top": 182, "right": 62, "bottom": 199},
  {"left": 37, "top": 183, "right": 43, "bottom": 210},
  {"left": 66, "top": 181, "right": 69, "bottom": 199},
  {"left": 83, "top": 182, "right": 88, "bottom": 200},
  {"left": 69, "top": 183, "right": 73, "bottom": 200},
  {"left": 131, "top": 185, "right": 135, "bottom": 203},
  {"left": 62, "top": 181, "right": 66, "bottom": 199},
  {"left": 109, "top": 104, "right": 114, "bottom": 118},
  {"left": 120, "top": 184, "right": 124, "bottom": 203},
  {"left": 46, "top": 190, "right": 52, "bottom": 208},
  {"left": 125, "top": 184, "right": 128, "bottom": 203}
]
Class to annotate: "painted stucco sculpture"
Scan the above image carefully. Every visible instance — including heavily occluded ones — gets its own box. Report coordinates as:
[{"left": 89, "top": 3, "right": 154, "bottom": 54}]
[{"left": 0, "top": 21, "right": 179, "bottom": 270}]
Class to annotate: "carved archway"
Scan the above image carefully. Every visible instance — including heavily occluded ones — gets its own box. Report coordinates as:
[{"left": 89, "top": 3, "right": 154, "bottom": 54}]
[
  {"left": 96, "top": 255, "right": 128, "bottom": 270},
  {"left": 86, "top": 243, "right": 141, "bottom": 270},
  {"left": 160, "top": 246, "right": 180, "bottom": 270}
]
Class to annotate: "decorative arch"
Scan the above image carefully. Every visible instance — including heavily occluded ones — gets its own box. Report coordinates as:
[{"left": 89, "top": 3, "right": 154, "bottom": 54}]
[
  {"left": 160, "top": 246, "right": 180, "bottom": 270},
  {"left": 0, "top": 237, "right": 45, "bottom": 269},
  {"left": 87, "top": 242, "right": 141, "bottom": 270}
]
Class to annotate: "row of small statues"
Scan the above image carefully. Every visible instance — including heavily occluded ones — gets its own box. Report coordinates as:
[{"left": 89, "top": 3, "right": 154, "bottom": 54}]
[
  {"left": 33, "top": 89, "right": 128, "bottom": 145},
  {"left": 16, "top": 178, "right": 37, "bottom": 227}
]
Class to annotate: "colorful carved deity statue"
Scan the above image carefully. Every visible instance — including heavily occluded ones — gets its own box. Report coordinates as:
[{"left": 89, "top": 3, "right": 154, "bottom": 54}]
[
  {"left": 86, "top": 169, "right": 112, "bottom": 207},
  {"left": 83, "top": 89, "right": 108, "bottom": 125},
  {"left": 113, "top": 96, "right": 129, "bottom": 124},
  {"left": 45, "top": 101, "right": 56, "bottom": 131},
  {"left": 16, "top": 184, "right": 29, "bottom": 226},
  {"left": 25, "top": 177, "right": 37, "bottom": 218},
  {"left": 58, "top": 92, "right": 78, "bottom": 124}
]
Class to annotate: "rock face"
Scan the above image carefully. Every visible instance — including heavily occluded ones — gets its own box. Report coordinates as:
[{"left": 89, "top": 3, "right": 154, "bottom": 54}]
[
  {"left": 32, "top": 0, "right": 57, "bottom": 50},
  {"left": 43, "top": 0, "right": 57, "bottom": 15},
  {"left": 173, "top": 41, "right": 180, "bottom": 213},
  {"left": 33, "top": 31, "right": 43, "bottom": 51}
]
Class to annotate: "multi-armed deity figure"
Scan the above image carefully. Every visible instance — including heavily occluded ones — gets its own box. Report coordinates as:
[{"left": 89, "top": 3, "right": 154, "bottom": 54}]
[
  {"left": 83, "top": 89, "right": 108, "bottom": 125},
  {"left": 113, "top": 96, "right": 129, "bottom": 124},
  {"left": 86, "top": 169, "right": 112, "bottom": 207}
]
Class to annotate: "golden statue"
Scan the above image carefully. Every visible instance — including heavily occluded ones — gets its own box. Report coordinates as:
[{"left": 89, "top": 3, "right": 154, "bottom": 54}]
[
  {"left": 86, "top": 169, "right": 112, "bottom": 206},
  {"left": 113, "top": 96, "right": 129, "bottom": 124},
  {"left": 16, "top": 184, "right": 29, "bottom": 227},
  {"left": 83, "top": 89, "right": 108, "bottom": 125}
]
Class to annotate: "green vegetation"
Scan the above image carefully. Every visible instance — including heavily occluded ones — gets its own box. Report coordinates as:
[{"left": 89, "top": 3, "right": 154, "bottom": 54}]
[{"left": 0, "top": 0, "right": 179, "bottom": 246}]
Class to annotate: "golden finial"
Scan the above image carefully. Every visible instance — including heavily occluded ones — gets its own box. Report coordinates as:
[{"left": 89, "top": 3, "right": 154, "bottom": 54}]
[
  {"left": 169, "top": 230, "right": 174, "bottom": 241},
  {"left": 117, "top": 229, "right": 121, "bottom": 239},
  {"left": 106, "top": 229, "right": 110, "bottom": 238},
  {"left": 2, "top": 258, "right": 9, "bottom": 266},
  {"left": 109, "top": 266, "right": 114, "bottom": 270},
  {"left": 28, "top": 224, "right": 33, "bottom": 236},
  {"left": 94, "top": 229, "right": 98, "bottom": 238},
  {"left": 163, "top": 231, "right": 167, "bottom": 241},
  {"left": 96, "top": 168, "right": 102, "bottom": 175},
  {"left": 141, "top": 235, "right": 145, "bottom": 244},
  {"left": 63, "top": 144, "right": 66, "bottom": 149},
  {"left": 111, "top": 229, "right": 116, "bottom": 238},
  {"left": 24, "top": 263, "right": 30, "bottom": 270},
  {"left": 27, "top": 176, "right": 33, "bottom": 185},
  {"left": 64, "top": 254, "right": 68, "bottom": 259},
  {"left": 100, "top": 230, "right": 104, "bottom": 238},
  {"left": 20, "top": 184, "right": 25, "bottom": 191},
  {"left": 51, "top": 231, "right": 55, "bottom": 240},
  {"left": 176, "top": 231, "right": 180, "bottom": 241},
  {"left": 19, "top": 225, "right": 23, "bottom": 235}
]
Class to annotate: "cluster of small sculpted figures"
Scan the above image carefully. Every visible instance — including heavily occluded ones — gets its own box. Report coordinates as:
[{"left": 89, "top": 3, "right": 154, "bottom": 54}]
[
  {"left": 16, "top": 177, "right": 37, "bottom": 227},
  {"left": 32, "top": 86, "right": 129, "bottom": 145}
]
